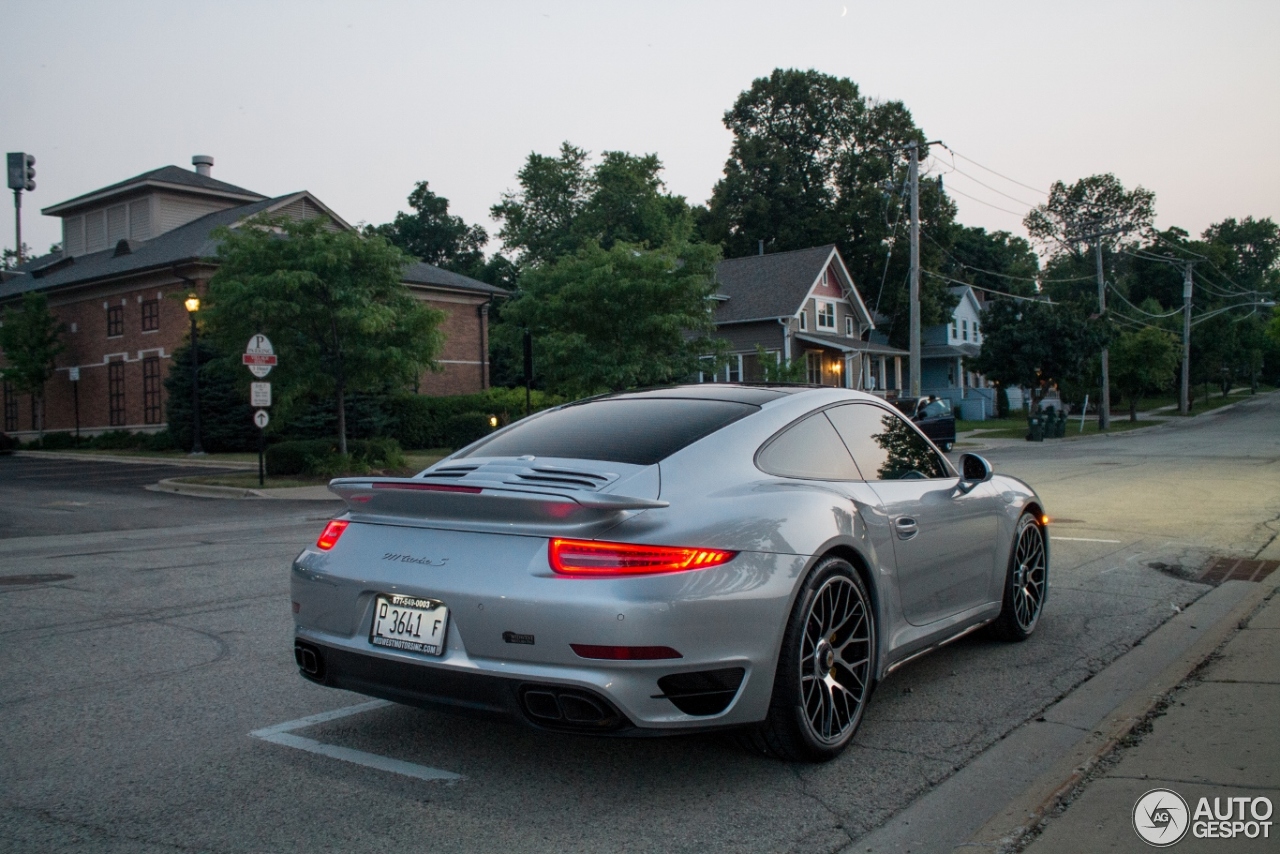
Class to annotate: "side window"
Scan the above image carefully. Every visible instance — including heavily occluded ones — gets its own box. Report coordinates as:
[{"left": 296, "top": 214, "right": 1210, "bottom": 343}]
[
  {"left": 826, "top": 404, "right": 948, "bottom": 481},
  {"left": 757, "top": 412, "right": 861, "bottom": 481}
]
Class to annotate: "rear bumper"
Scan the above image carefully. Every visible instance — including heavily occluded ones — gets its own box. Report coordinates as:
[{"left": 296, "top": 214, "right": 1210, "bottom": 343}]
[{"left": 293, "top": 637, "right": 749, "bottom": 735}]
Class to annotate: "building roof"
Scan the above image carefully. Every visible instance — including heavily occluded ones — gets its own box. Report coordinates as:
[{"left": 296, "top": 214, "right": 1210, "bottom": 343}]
[
  {"left": 42, "top": 165, "right": 266, "bottom": 216},
  {"left": 1, "top": 195, "right": 506, "bottom": 301},
  {"left": 402, "top": 261, "right": 507, "bottom": 296},
  {"left": 712, "top": 245, "right": 843, "bottom": 323},
  {"left": 920, "top": 342, "right": 981, "bottom": 359},
  {"left": 795, "top": 331, "right": 909, "bottom": 356}
]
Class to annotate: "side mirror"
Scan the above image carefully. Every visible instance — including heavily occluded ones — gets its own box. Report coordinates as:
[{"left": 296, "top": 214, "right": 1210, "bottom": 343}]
[{"left": 959, "top": 453, "right": 993, "bottom": 483}]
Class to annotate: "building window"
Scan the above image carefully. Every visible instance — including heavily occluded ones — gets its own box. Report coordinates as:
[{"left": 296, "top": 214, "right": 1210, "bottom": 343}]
[
  {"left": 141, "top": 299, "right": 160, "bottom": 332},
  {"left": 974, "top": 323, "right": 981, "bottom": 343},
  {"left": 806, "top": 352, "right": 822, "bottom": 384},
  {"left": 3, "top": 381, "right": 16, "bottom": 431},
  {"left": 724, "top": 355, "right": 742, "bottom": 383},
  {"left": 816, "top": 301, "right": 836, "bottom": 330},
  {"left": 798, "top": 309, "right": 807, "bottom": 331},
  {"left": 107, "top": 305, "right": 123, "bottom": 337},
  {"left": 698, "top": 355, "right": 715, "bottom": 383},
  {"left": 951, "top": 319, "right": 958, "bottom": 340},
  {"left": 962, "top": 319, "right": 969, "bottom": 341},
  {"left": 108, "top": 362, "right": 126, "bottom": 426},
  {"left": 143, "top": 357, "right": 162, "bottom": 424},
  {"left": 845, "top": 316, "right": 854, "bottom": 337}
]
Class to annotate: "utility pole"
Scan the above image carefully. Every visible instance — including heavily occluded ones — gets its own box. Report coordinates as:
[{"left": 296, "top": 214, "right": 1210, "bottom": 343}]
[
  {"left": 1093, "top": 237, "right": 1110, "bottom": 431},
  {"left": 1180, "top": 263, "right": 1194, "bottom": 415},
  {"left": 908, "top": 141, "right": 921, "bottom": 398}
]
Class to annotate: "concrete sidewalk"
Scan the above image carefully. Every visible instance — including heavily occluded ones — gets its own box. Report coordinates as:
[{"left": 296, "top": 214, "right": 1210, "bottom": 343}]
[{"left": 1010, "top": 582, "right": 1279, "bottom": 853}]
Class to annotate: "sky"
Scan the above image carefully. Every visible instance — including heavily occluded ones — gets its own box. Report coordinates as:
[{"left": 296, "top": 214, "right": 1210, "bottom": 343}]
[{"left": 3, "top": 0, "right": 1278, "bottom": 261}]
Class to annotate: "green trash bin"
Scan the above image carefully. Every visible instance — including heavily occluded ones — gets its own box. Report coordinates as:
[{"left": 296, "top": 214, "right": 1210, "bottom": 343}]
[{"left": 1026, "top": 413, "right": 1044, "bottom": 442}]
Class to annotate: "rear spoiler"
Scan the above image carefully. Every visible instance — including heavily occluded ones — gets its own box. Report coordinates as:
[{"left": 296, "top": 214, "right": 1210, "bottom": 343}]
[{"left": 327, "top": 477, "right": 667, "bottom": 533}]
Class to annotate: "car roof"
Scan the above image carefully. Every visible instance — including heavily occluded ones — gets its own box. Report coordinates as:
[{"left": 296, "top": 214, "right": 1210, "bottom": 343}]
[{"left": 591, "top": 384, "right": 815, "bottom": 407}]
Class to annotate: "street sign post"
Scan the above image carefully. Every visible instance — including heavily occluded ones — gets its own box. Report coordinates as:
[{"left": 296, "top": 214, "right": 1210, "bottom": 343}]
[
  {"left": 244, "top": 335, "right": 275, "bottom": 485},
  {"left": 242, "top": 334, "right": 276, "bottom": 378}
]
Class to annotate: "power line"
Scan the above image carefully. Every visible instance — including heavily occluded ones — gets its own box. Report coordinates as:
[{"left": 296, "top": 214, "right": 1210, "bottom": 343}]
[
  {"left": 930, "top": 158, "right": 1044, "bottom": 209},
  {"left": 1106, "top": 281, "right": 1183, "bottom": 318},
  {"left": 941, "top": 183, "right": 1029, "bottom": 218},
  {"left": 922, "top": 270, "right": 1056, "bottom": 303},
  {"left": 934, "top": 143, "right": 1050, "bottom": 196},
  {"left": 919, "top": 227, "right": 1094, "bottom": 285}
]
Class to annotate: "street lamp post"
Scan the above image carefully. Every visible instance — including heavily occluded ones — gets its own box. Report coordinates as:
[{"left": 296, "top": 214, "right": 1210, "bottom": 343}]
[{"left": 184, "top": 295, "right": 204, "bottom": 455}]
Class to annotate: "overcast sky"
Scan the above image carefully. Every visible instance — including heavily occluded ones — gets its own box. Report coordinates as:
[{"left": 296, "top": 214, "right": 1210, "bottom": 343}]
[{"left": 4, "top": 0, "right": 1278, "bottom": 261}]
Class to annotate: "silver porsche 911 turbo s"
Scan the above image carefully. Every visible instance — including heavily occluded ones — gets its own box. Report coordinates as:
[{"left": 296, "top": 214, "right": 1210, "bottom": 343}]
[{"left": 291, "top": 385, "right": 1048, "bottom": 762}]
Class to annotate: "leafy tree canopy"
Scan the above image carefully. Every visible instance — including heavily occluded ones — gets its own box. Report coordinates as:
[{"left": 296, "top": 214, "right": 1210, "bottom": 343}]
[
  {"left": 969, "top": 298, "right": 1108, "bottom": 401},
  {"left": 1023, "top": 173, "right": 1155, "bottom": 258},
  {"left": 205, "top": 215, "right": 445, "bottom": 453},
  {"left": 0, "top": 290, "right": 65, "bottom": 435},
  {"left": 491, "top": 143, "right": 692, "bottom": 267},
  {"left": 367, "top": 181, "right": 489, "bottom": 278},
  {"left": 1110, "top": 325, "right": 1178, "bottom": 421},
  {"left": 699, "top": 68, "right": 958, "bottom": 348},
  {"left": 495, "top": 241, "right": 726, "bottom": 398},
  {"left": 941, "top": 226, "right": 1041, "bottom": 297}
]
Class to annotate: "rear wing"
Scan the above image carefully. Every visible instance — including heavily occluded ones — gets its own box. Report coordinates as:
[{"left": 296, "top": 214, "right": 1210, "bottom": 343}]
[{"left": 328, "top": 477, "right": 667, "bottom": 535}]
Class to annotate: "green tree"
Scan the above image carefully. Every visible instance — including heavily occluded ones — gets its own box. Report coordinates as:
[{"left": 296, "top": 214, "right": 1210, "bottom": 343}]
[
  {"left": 164, "top": 338, "right": 258, "bottom": 452},
  {"left": 969, "top": 299, "right": 1108, "bottom": 405},
  {"left": 491, "top": 143, "right": 692, "bottom": 267},
  {"left": 205, "top": 215, "right": 445, "bottom": 454},
  {"left": 1023, "top": 173, "right": 1156, "bottom": 257},
  {"left": 700, "top": 68, "right": 959, "bottom": 347},
  {"left": 0, "top": 291, "right": 65, "bottom": 437},
  {"left": 367, "top": 181, "right": 490, "bottom": 278},
  {"left": 496, "top": 241, "right": 726, "bottom": 398},
  {"left": 1110, "top": 326, "right": 1178, "bottom": 421},
  {"left": 942, "top": 227, "right": 1040, "bottom": 297}
]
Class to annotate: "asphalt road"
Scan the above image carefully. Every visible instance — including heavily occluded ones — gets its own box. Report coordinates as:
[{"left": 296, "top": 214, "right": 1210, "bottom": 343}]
[{"left": 0, "top": 393, "right": 1276, "bottom": 854}]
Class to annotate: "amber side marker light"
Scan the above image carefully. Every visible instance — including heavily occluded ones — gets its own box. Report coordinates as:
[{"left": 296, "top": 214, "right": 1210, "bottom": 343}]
[
  {"left": 549, "top": 538, "right": 737, "bottom": 576},
  {"left": 1042, "top": 515, "right": 1051, "bottom": 526},
  {"left": 316, "top": 520, "right": 350, "bottom": 551}
]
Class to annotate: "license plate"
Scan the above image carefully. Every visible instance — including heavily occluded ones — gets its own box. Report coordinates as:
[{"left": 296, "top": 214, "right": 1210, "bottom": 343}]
[{"left": 370, "top": 594, "right": 449, "bottom": 656}]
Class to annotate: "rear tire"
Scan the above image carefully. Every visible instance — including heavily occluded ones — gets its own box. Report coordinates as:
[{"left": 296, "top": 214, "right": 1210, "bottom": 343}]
[
  {"left": 739, "top": 557, "right": 875, "bottom": 762},
  {"left": 990, "top": 513, "right": 1048, "bottom": 641}
]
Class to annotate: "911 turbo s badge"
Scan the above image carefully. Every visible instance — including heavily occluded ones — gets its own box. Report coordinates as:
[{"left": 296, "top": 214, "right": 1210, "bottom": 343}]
[
  {"left": 503, "top": 631, "right": 535, "bottom": 645},
  {"left": 381, "top": 552, "right": 449, "bottom": 566}
]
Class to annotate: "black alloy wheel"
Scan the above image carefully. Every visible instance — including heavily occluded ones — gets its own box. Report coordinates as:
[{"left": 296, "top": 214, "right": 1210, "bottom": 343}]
[
  {"left": 742, "top": 557, "right": 875, "bottom": 762},
  {"left": 990, "top": 512, "right": 1048, "bottom": 641}
]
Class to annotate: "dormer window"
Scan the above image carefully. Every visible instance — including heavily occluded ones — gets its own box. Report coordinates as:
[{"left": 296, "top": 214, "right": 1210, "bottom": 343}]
[
  {"left": 799, "top": 310, "right": 807, "bottom": 331},
  {"left": 951, "top": 319, "right": 958, "bottom": 340},
  {"left": 817, "top": 300, "right": 836, "bottom": 330},
  {"left": 962, "top": 319, "right": 969, "bottom": 341}
]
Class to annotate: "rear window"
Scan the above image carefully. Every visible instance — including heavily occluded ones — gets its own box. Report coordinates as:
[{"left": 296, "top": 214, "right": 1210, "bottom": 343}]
[{"left": 459, "top": 398, "right": 757, "bottom": 466}]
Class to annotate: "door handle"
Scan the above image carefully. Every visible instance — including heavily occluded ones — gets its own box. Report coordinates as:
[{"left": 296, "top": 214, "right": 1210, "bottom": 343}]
[{"left": 895, "top": 517, "right": 918, "bottom": 540}]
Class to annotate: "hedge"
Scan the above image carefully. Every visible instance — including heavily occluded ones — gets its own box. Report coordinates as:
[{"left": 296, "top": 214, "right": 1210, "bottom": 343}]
[
  {"left": 383, "top": 388, "right": 563, "bottom": 450},
  {"left": 265, "top": 437, "right": 405, "bottom": 476}
]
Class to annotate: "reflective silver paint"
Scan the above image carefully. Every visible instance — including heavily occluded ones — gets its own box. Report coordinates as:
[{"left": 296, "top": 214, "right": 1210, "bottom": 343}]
[{"left": 291, "top": 386, "right": 1046, "bottom": 732}]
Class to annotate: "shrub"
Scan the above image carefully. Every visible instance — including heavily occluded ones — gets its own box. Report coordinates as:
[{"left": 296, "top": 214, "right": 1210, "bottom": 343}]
[
  {"left": 443, "top": 412, "right": 494, "bottom": 449},
  {"left": 383, "top": 388, "right": 564, "bottom": 449},
  {"left": 32, "top": 431, "right": 79, "bottom": 450},
  {"left": 89, "top": 430, "right": 146, "bottom": 450},
  {"left": 165, "top": 340, "right": 259, "bottom": 453},
  {"left": 265, "top": 437, "right": 405, "bottom": 477}
]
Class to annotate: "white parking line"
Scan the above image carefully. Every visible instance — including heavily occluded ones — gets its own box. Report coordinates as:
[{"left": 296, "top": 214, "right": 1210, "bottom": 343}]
[
  {"left": 250, "top": 700, "right": 462, "bottom": 782},
  {"left": 1051, "top": 536, "right": 1123, "bottom": 543}
]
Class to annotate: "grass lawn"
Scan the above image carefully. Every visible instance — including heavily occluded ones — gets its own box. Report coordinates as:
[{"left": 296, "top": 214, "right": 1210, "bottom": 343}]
[{"left": 959, "top": 416, "right": 1161, "bottom": 440}]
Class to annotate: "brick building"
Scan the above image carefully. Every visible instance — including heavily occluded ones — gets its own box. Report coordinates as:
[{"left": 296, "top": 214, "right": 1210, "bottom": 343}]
[{"left": 0, "top": 157, "right": 505, "bottom": 437}]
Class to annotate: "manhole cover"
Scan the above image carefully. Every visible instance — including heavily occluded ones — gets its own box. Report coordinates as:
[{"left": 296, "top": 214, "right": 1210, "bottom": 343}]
[
  {"left": 0, "top": 573, "right": 75, "bottom": 586},
  {"left": 1198, "top": 557, "right": 1279, "bottom": 584}
]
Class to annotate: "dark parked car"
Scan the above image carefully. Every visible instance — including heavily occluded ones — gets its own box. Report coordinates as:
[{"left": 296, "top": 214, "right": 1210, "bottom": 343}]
[{"left": 894, "top": 396, "right": 957, "bottom": 452}]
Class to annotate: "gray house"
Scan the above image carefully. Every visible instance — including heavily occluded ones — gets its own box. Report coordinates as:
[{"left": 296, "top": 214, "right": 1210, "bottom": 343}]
[{"left": 705, "top": 245, "right": 908, "bottom": 393}]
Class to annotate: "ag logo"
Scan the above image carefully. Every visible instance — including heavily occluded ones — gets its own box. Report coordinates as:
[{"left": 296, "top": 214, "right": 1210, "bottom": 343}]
[{"left": 1133, "top": 788, "right": 1190, "bottom": 846}]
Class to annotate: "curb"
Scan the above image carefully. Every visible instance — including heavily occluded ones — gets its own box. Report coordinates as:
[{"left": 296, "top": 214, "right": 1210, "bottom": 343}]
[
  {"left": 148, "top": 477, "right": 340, "bottom": 501},
  {"left": 960, "top": 576, "right": 1280, "bottom": 853},
  {"left": 17, "top": 449, "right": 256, "bottom": 470}
]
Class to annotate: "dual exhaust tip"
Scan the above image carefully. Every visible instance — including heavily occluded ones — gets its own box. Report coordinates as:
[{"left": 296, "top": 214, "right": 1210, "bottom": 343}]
[{"left": 294, "top": 641, "right": 325, "bottom": 679}]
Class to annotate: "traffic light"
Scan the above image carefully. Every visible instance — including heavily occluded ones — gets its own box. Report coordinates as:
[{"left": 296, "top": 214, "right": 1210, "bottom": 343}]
[{"left": 6, "top": 152, "right": 35, "bottom": 191}]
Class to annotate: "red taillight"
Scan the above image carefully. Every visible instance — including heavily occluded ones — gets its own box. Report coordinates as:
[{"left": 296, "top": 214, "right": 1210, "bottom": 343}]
[
  {"left": 316, "top": 519, "right": 349, "bottom": 551},
  {"left": 548, "top": 538, "right": 737, "bottom": 576},
  {"left": 373, "top": 483, "right": 483, "bottom": 494},
  {"left": 570, "top": 644, "right": 683, "bottom": 660}
]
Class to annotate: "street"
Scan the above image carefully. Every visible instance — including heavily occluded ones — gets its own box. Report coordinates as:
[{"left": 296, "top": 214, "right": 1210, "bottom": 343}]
[{"left": 1, "top": 393, "right": 1277, "bottom": 854}]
